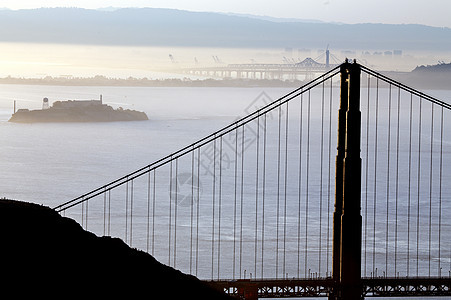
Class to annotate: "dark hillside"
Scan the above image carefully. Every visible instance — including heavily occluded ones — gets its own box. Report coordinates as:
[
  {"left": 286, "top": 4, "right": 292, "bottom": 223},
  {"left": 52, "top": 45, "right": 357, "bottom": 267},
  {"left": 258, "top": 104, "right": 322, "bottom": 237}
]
[{"left": 0, "top": 199, "right": 230, "bottom": 299}]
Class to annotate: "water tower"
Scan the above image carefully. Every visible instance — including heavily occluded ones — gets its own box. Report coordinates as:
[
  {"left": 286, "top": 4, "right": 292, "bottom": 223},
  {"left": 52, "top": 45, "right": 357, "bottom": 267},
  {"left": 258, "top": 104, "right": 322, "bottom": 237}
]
[{"left": 42, "top": 97, "right": 49, "bottom": 109}]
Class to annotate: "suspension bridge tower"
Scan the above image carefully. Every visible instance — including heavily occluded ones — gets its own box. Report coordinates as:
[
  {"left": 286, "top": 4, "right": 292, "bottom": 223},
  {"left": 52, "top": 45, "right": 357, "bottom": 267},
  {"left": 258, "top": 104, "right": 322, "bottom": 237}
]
[{"left": 331, "top": 60, "right": 362, "bottom": 300}]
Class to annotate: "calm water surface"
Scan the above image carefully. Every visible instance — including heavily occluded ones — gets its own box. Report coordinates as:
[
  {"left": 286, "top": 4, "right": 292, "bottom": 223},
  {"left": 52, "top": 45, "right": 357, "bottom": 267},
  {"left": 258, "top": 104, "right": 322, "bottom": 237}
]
[
  {"left": 1, "top": 85, "right": 451, "bottom": 298},
  {"left": 0, "top": 84, "right": 291, "bottom": 206}
]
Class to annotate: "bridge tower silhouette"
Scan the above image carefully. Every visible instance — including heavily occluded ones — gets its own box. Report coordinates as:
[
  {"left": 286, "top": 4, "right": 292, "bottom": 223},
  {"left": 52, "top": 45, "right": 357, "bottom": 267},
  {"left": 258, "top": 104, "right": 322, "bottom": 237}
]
[
  {"left": 330, "top": 61, "right": 362, "bottom": 299},
  {"left": 54, "top": 60, "right": 451, "bottom": 299}
]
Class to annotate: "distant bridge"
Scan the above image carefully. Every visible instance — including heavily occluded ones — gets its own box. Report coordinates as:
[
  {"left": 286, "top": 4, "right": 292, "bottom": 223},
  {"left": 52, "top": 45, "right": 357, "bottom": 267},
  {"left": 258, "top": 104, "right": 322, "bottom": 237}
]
[{"left": 178, "top": 50, "right": 339, "bottom": 81}]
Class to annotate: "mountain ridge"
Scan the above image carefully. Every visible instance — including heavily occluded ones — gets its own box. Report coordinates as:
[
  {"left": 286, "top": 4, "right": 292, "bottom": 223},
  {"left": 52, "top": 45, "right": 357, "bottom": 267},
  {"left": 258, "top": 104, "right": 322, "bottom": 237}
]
[{"left": 0, "top": 7, "right": 450, "bottom": 50}]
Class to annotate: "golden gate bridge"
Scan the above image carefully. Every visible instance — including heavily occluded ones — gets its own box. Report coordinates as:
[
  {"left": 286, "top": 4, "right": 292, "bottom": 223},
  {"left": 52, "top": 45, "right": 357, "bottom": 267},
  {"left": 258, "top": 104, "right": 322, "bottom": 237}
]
[{"left": 54, "top": 60, "right": 451, "bottom": 299}]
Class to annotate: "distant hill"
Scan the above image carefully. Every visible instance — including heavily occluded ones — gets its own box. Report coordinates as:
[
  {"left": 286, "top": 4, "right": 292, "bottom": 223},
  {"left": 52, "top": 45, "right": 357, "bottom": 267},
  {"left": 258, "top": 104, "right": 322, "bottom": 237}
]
[
  {"left": 220, "top": 12, "right": 327, "bottom": 23},
  {"left": 0, "top": 8, "right": 450, "bottom": 50},
  {"left": 383, "top": 61, "right": 451, "bottom": 90},
  {"left": 413, "top": 62, "right": 451, "bottom": 72}
]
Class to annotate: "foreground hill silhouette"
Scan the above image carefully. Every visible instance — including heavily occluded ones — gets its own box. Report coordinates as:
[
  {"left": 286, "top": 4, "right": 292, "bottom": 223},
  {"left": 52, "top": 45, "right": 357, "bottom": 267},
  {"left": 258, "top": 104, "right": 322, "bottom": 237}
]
[{"left": 0, "top": 199, "right": 231, "bottom": 299}]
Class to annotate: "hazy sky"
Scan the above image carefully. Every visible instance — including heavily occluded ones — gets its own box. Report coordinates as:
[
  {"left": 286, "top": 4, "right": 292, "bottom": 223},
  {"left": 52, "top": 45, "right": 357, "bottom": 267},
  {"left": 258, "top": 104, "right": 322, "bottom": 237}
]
[{"left": 2, "top": 0, "right": 451, "bottom": 28}]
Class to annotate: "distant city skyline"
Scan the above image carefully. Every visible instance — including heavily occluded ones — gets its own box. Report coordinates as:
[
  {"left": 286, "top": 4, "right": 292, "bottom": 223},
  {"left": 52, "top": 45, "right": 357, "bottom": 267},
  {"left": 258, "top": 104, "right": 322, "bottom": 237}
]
[{"left": 2, "top": 0, "right": 451, "bottom": 28}]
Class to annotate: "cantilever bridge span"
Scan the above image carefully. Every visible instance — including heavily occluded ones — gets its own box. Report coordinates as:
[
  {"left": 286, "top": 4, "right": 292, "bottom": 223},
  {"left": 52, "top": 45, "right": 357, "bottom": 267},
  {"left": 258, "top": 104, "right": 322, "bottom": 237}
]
[
  {"left": 178, "top": 50, "right": 340, "bottom": 81},
  {"left": 55, "top": 61, "right": 451, "bottom": 299},
  {"left": 179, "top": 57, "right": 340, "bottom": 81},
  {"left": 181, "top": 57, "right": 339, "bottom": 81}
]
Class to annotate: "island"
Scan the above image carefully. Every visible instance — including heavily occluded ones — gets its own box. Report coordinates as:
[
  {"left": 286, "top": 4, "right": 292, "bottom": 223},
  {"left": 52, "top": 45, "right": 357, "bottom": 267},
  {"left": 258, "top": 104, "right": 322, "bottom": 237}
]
[{"left": 8, "top": 95, "right": 148, "bottom": 123}]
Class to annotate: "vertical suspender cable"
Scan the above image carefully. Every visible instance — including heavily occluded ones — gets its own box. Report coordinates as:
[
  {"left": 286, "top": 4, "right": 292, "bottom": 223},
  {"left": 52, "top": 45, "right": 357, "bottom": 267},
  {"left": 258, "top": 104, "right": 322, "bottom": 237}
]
[
  {"left": 395, "top": 87, "right": 401, "bottom": 276},
  {"left": 125, "top": 180, "right": 129, "bottom": 244},
  {"left": 373, "top": 78, "right": 379, "bottom": 275},
  {"left": 174, "top": 159, "right": 178, "bottom": 268},
  {"left": 233, "top": 128, "right": 238, "bottom": 279},
  {"left": 255, "top": 115, "right": 260, "bottom": 278},
  {"left": 152, "top": 170, "right": 156, "bottom": 256},
  {"left": 385, "top": 84, "right": 392, "bottom": 276},
  {"left": 218, "top": 136, "right": 223, "bottom": 280},
  {"left": 190, "top": 150, "right": 195, "bottom": 274},
  {"left": 448, "top": 131, "right": 450, "bottom": 277},
  {"left": 283, "top": 101, "right": 289, "bottom": 277},
  {"left": 319, "top": 80, "right": 325, "bottom": 276},
  {"left": 147, "top": 170, "right": 151, "bottom": 253},
  {"left": 196, "top": 148, "right": 201, "bottom": 277},
  {"left": 276, "top": 103, "right": 282, "bottom": 279},
  {"left": 327, "top": 79, "right": 333, "bottom": 276},
  {"left": 428, "top": 104, "right": 434, "bottom": 277},
  {"left": 81, "top": 198, "right": 84, "bottom": 229},
  {"left": 85, "top": 199, "right": 88, "bottom": 230},
  {"left": 103, "top": 190, "right": 107, "bottom": 236},
  {"left": 364, "top": 74, "right": 371, "bottom": 276},
  {"left": 130, "top": 179, "right": 134, "bottom": 247},
  {"left": 438, "top": 107, "right": 443, "bottom": 277},
  {"left": 169, "top": 161, "right": 173, "bottom": 266},
  {"left": 108, "top": 189, "right": 111, "bottom": 236},
  {"left": 417, "top": 97, "right": 422, "bottom": 277},
  {"left": 407, "top": 94, "right": 413, "bottom": 276},
  {"left": 305, "top": 90, "right": 311, "bottom": 278},
  {"left": 240, "top": 126, "right": 245, "bottom": 278},
  {"left": 261, "top": 113, "right": 267, "bottom": 279},
  {"left": 211, "top": 139, "right": 216, "bottom": 279},
  {"left": 297, "top": 93, "right": 303, "bottom": 278}
]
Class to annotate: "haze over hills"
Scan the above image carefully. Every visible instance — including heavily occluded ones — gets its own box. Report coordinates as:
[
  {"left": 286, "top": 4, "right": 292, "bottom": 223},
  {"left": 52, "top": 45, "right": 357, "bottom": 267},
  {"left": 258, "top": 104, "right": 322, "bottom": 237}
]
[
  {"left": 220, "top": 12, "right": 328, "bottom": 24},
  {"left": 0, "top": 7, "right": 450, "bottom": 51}
]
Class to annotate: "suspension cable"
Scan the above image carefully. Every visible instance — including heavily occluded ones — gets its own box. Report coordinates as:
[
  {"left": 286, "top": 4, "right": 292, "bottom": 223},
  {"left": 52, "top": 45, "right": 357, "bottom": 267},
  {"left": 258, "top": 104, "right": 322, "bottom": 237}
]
[{"left": 54, "top": 66, "right": 341, "bottom": 212}]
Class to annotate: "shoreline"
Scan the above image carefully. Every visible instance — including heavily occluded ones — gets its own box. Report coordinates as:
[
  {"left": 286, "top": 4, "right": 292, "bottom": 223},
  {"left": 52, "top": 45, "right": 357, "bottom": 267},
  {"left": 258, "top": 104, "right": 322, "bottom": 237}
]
[
  {"left": 0, "top": 76, "right": 309, "bottom": 88},
  {"left": 1, "top": 71, "right": 449, "bottom": 90}
]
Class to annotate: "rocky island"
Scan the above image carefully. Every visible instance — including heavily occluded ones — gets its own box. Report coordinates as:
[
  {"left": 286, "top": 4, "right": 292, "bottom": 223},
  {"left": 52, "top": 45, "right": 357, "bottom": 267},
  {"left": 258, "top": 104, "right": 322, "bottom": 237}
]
[{"left": 8, "top": 96, "right": 148, "bottom": 123}]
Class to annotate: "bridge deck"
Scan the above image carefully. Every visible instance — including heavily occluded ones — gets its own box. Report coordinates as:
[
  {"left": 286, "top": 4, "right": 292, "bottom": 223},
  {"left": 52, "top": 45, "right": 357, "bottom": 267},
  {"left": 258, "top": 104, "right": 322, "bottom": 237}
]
[{"left": 206, "top": 277, "right": 451, "bottom": 298}]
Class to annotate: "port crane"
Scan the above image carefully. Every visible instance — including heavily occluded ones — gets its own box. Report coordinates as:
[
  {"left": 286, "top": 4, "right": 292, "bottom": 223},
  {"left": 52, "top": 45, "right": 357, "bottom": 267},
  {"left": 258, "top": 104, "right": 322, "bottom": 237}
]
[{"left": 169, "top": 54, "right": 177, "bottom": 63}]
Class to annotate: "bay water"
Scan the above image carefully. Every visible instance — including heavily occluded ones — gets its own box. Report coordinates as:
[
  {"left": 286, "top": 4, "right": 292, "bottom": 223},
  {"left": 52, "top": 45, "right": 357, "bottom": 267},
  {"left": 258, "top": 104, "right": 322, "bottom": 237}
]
[{"left": 1, "top": 83, "right": 450, "bottom": 299}]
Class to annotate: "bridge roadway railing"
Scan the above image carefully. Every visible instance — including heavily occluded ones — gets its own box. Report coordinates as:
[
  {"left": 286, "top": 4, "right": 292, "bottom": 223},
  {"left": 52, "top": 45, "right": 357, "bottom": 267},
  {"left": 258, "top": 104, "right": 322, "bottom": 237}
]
[{"left": 206, "top": 276, "right": 451, "bottom": 298}]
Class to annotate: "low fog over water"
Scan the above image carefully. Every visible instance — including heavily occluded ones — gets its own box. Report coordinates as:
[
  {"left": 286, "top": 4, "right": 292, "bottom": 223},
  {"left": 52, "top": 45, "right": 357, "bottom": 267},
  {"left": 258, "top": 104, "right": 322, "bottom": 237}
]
[{"left": 0, "top": 42, "right": 449, "bottom": 79}]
